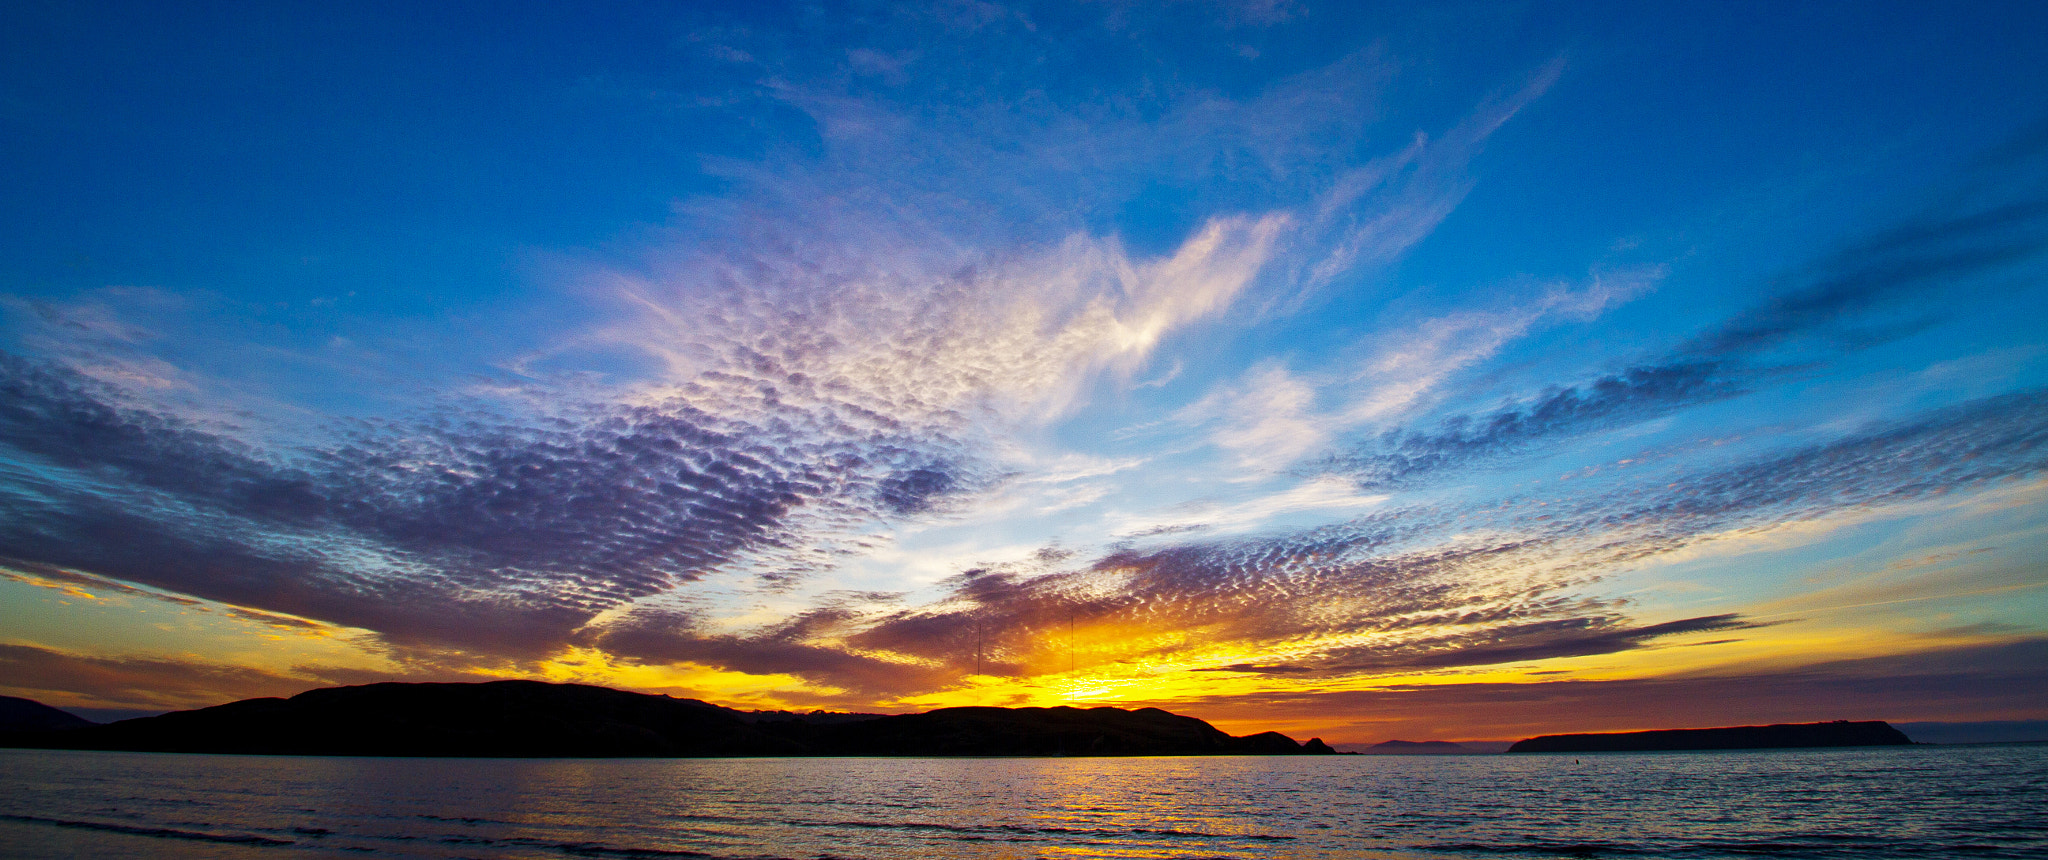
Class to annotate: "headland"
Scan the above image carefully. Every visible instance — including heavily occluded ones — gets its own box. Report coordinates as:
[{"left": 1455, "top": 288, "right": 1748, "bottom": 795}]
[
  {"left": 0, "top": 681, "right": 1337, "bottom": 758},
  {"left": 1508, "top": 720, "right": 1913, "bottom": 753}
]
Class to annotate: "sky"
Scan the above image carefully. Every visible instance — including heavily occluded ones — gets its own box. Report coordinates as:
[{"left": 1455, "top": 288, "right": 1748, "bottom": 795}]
[{"left": 3, "top": 0, "right": 2046, "bottom": 745}]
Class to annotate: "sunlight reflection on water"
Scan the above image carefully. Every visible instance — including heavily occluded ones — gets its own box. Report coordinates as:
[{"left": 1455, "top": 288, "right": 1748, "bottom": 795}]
[{"left": 2, "top": 745, "right": 2044, "bottom": 859}]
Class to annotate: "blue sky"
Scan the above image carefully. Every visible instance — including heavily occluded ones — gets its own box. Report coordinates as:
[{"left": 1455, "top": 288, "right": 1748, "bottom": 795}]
[{"left": 3, "top": 1, "right": 2046, "bottom": 741}]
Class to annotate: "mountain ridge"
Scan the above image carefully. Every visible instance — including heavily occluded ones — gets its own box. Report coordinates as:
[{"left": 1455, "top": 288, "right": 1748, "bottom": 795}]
[
  {"left": 0, "top": 681, "right": 1337, "bottom": 758},
  {"left": 1361, "top": 739, "right": 1475, "bottom": 755},
  {"left": 1507, "top": 720, "right": 1913, "bottom": 753},
  {"left": 0, "top": 695, "right": 96, "bottom": 733}
]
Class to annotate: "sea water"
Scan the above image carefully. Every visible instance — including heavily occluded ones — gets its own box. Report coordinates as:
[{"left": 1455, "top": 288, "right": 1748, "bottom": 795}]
[{"left": 1, "top": 744, "right": 2043, "bottom": 859}]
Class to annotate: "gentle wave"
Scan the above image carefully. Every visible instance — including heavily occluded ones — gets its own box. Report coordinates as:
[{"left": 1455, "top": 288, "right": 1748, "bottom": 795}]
[
  {"left": 2, "top": 745, "right": 2044, "bottom": 859},
  {"left": 1420, "top": 838, "right": 2026, "bottom": 858},
  {"left": 0, "top": 812, "right": 294, "bottom": 846}
]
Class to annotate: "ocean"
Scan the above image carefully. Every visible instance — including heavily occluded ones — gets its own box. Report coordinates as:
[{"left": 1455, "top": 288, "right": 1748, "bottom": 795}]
[{"left": 1, "top": 744, "right": 2043, "bottom": 859}]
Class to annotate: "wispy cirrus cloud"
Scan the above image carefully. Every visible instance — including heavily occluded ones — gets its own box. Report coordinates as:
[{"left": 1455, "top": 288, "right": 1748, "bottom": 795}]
[
  {"left": 569, "top": 48, "right": 1567, "bottom": 434},
  {"left": 586, "top": 211, "right": 1290, "bottom": 428},
  {"left": 1324, "top": 134, "right": 2048, "bottom": 490},
  {"left": 4, "top": 1, "right": 2043, "bottom": 733},
  {"left": 1287, "top": 57, "right": 1566, "bottom": 306},
  {"left": 1165, "top": 270, "right": 1655, "bottom": 477},
  {"left": 1336, "top": 271, "right": 1661, "bottom": 424},
  {"left": 0, "top": 30, "right": 1540, "bottom": 674}
]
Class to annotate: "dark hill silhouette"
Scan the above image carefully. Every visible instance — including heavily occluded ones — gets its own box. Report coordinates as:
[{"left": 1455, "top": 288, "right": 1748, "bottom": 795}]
[
  {"left": 1362, "top": 739, "right": 1473, "bottom": 755},
  {"left": 0, "top": 681, "right": 1336, "bottom": 758},
  {"left": 10, "top": 681, "right": 799, "bottom": 757},
  {"left": 1508, "top": 720, "right": 1913, "bottom": 753},
  {"left": 787, "top": 705, "right": 1331, "bottom": 756},
  {"left": 0, "top": 695, "right": 95, "bottom": 733}
]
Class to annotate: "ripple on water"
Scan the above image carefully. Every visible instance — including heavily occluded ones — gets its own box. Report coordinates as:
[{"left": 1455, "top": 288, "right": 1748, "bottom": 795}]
[{"left": 0, "top": 746, "right": 2043, "bottom": 859}]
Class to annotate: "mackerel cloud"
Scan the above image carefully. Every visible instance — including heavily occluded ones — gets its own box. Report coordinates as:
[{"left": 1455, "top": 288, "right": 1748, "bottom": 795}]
[
  {"left": 5, "top": 34, "right": 2044, "bottom": 707},
  {"left": 0, "top": 55, "right": 1576, "bottom": 682}
]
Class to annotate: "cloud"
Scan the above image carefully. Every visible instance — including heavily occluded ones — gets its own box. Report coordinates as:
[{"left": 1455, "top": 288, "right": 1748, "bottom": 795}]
[
  {"left": 1326, "top": 132, "right": 2048, "bottom": 490},
  {"left": 1331, "top": 358, "right": 1740, "bottom": 489},
  {"left": 1164, "top": 270, "right": 1655, "bottom": 478},
  {"left": 24, "top": 13, "right": 2032, "bottom": 718},
  {"left": 589, "top": 387, "right": 2048, "bottom": 698},
  {"left": 581, "top": 34, "right": 1563, "bottom": 439},
  {"left": 597, "top": 609, "right": 958, "bottom": 698},
  {"left": 1162, "top": 638, "right": 2048, "bottom": 742},
  {"left": 0, "top": 33, "right": 1549, "bottom": 673},
  {"left": 5, "top": 310, "right": 2041, "bottom": 702},
  {"left": 1578, "top": 389, "right": 2048, "bottom": 537},
  {"left": 587, "top": 211, "right": 1291, "bottom": 428},
  {"left": 1320, "top": 613, "right": 1768, "bottom": 672},
  {"left": 1174, "top": 362, "right": 1328, "bottom": 473},
  {"left": 1289, "top": 58, "right": 1566, "bottom": 304},
  {"left": 0, "top": 349, "right": 1003, "bottom": 654},
  {"left": 1190, "top": 615, "right": 1761, "bottom": 675},
  {"left": 1110, "top": 476, "right": 1388, "bottom": 536},
  {"left": 0, "top": 560, "right": 201, "bottom": 607},
  {"left": 1685, "top": 200, "right": 2048, "bottom": 359},
  {"left": 0, "top": 638, "right": 503, "bottom": 713},
  {"left": 600, "top": 506, "right": 1637, "bottom": 694},
  {"left": 575, "top": 55, "right": 1561, "bottom": 440},
  {"left": 1337, "top": 271, "right": 1658, "bottom": 426},
  {"left": 741, "top": 36, "right": 1403, "bottom": 252},
  {"left": 0, "top": 643, "right": 348, "bottom": 712}
]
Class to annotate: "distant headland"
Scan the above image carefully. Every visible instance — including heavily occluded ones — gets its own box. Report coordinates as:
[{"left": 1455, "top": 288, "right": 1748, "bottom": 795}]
[
  {"left": 1360, "top": 739, "right": 1477, "bottom": 755},
  {"left": 0, "top": 681, "right": 1337, "bottom": 758},
  {"left": 1508, "top": 720, "right": 1913, "bottom": 753}
]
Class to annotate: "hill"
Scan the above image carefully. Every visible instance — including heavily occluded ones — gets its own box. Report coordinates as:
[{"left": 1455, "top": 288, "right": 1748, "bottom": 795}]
[
  {"left": 0, "top": 695, "right": 95, "bottom": 733},
  {"left": 1507, "top": 720, "right": 1913, "bottom": 753},
  {"left": 0, "top": 681, "right": 1336, "bottom": 758},
  {"left": 1361, "top": 739, "right": 1474, "bottom": 755}
]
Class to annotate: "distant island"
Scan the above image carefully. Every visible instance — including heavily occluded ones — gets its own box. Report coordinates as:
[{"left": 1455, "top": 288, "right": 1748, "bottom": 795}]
[
  {"left": 1361, "top": 739, "right": 1476, "bottom": 755},
  {"left": 0, "top": 681, "right": 1336, "bottom": 758},
  {"left": 1508, "top": 720, "right": 1913, "bottom": 753}
]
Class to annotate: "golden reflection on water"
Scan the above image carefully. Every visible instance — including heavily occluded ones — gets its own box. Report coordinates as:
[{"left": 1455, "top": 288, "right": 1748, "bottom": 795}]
[{"left": 4, "top": 745, "right": 2040, "bottom": 859}]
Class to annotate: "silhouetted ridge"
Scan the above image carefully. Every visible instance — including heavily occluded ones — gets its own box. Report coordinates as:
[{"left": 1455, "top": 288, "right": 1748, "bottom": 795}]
[
  {"left": 806, "top": 706, "right": 1317, "bottom": 756},
  {"left": 1363, "top": 739, "right": 1472, "bottom": 755},
  {"left": 0, "top": 695, "right": 94, "bottom": 732},
  {"left": 0, "top": 682, "right": 1336, "bottom": 757},
  {"left": 1508, "top": 720, "right": 1913, "bottom": 753},
  {"left": 8, "top": 681, "right": 796, "bottom": 757}
]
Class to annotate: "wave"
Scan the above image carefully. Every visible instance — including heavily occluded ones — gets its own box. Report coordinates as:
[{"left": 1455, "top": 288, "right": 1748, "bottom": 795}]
[
  {"left": 1417, "top": 836, "right": 2037, "bottom": 858},
  {"left": 0, "top": 812, "right": 295, "bottom": 846}
]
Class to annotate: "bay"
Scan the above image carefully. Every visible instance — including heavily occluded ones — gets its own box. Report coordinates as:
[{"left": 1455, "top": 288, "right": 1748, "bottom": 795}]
[{"left": 2, "top": 744, "right": 2044, "bottom": 859}]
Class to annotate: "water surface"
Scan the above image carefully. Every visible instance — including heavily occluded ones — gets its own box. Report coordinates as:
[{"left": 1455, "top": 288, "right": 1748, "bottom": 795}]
[{"left": 3, "top": 744, "right": 2043, "bottom": 858}]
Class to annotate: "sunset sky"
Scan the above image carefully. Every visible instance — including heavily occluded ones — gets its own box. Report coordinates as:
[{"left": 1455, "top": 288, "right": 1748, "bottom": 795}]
[{"left": 3, "top": 1, "right": 2046, "bottom": 745}]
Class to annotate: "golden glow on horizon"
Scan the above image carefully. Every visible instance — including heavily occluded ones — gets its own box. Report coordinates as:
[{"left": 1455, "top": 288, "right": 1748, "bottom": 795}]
[
  {"left": 3, "top": 498, "right": 2042, "bottom": 740},
  {"left": 3, "top": 557, "right": 2024, "bottom": 717},
  {"left": 513, "top": 646, "right": 817, "bottom": 704}
]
